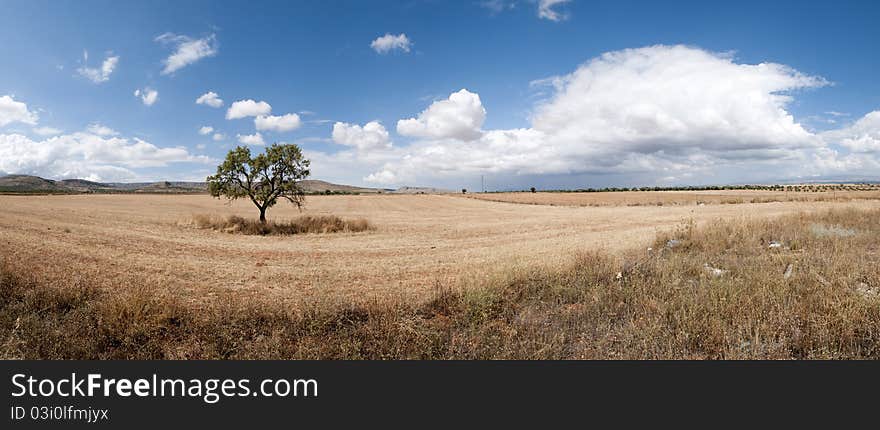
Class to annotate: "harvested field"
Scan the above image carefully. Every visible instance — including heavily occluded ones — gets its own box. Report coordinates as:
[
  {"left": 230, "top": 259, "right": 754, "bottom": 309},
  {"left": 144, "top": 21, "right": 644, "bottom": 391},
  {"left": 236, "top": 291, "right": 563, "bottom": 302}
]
[
  {"left": 1, "top": 193, "right": 880, "bottom": 309},
  {"left": 2, "top": 205, "right": 879, "bottom": 359}
]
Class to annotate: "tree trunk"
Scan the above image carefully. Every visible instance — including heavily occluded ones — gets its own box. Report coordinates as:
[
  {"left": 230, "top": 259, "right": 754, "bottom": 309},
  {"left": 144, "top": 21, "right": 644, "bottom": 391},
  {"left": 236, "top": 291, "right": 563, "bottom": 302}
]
[{"left": 259, "top": 207, "right": 267, "bottom": 223}]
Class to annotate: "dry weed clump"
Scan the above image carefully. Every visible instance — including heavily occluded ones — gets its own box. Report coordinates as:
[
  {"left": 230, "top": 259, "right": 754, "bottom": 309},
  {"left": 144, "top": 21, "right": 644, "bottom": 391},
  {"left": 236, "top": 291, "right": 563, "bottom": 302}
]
[
  {"left": 2, "top": 208, "right": 879, "bottom": 359},
  {"left": 191, "top": 214, "right": 373, "bottom": 235}
]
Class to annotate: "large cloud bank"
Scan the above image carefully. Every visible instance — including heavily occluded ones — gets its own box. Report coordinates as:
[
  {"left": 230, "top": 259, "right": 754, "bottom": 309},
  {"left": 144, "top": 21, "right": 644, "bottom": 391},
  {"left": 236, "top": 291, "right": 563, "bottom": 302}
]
[{"left": 310, "top": 45, "right": 877, "bottom": 187}]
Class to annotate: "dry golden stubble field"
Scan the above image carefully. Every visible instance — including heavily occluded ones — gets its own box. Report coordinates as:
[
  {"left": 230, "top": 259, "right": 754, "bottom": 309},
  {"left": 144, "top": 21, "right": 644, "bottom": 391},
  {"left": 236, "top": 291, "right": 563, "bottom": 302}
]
[{"left": 2, "top": 192, "right": 880, "bottom": 308}]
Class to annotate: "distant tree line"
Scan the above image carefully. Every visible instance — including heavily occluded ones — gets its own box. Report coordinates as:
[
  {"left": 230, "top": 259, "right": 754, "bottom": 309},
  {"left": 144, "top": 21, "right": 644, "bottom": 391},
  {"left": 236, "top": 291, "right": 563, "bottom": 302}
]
[{"left": 486, "top": 183, "right": 880, "bottom": 194}]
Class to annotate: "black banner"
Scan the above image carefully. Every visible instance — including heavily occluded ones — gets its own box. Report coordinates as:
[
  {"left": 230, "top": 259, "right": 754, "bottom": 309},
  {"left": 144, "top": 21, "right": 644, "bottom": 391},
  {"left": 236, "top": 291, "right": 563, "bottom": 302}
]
[{"left": 2, "top": 361, "right": 877, "bottom": 428}]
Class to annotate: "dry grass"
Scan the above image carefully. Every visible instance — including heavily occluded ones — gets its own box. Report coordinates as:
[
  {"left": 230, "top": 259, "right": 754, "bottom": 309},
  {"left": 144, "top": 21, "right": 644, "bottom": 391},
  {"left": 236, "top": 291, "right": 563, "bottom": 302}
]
[
  {"left": 2, "top": 208, "right": 878, "bottom": 359},
  {"left": 191, "top": 214, "right": 373, "bottom": 235}
]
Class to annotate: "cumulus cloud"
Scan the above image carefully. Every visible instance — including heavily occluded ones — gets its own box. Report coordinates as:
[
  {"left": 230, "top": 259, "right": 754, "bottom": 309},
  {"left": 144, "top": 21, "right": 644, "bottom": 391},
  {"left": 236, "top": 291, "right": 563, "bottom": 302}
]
[
  {"left": 134, "top": 88, "right": 159, "bottom": 106},
  {"left": 155, "top": 33, "right": 218, "bottom": 75},
  {"left": 237, "top": 132, "right": 265, "bottom": 146},
  {"left": 198, "top": 126, "right": 214, "bottom": 135},
  {"left": 370, "top": 33, "right": 412, "bottom": 54},
  {"left": 33, "top": 126, "right": 62, "bottom": 136},
  {"left": 0, "top": 95, "right": 38, "bottom": 127},
  {"left": 0, "top": 131, "right": 210, "bottom": 182},
  {"left": 255, "top": 113, "right": 302, "bottom": 132},
  {"left": 364, "top": 169, "right": 397, "bottom": 184},
  {"left": 529, "top": 46, "right": 824, "bottom": 157},
  {"left": 537, "top": 0, "right": 570, "bottom": 21},
  {"left": 356, "top": 45, "right": 832, "bottom": 185},
  {"left": 480, "top": 0, "right": 516, "bottom": 14},
  {"left": 195, "top": 91, "right": 224, "bottom": 108},
  {"left": 212, "top": 133, "right": 225, "bottom": 141},
  {"left": 76, "top": 51, "right": 119, "bottom": 84},
  {"left": 822, "top": 111, "right": 880, "bottom": 153},
  {"left": 332, "top": 121, "right": 392, "bottom": 151},
  {"left": 397, "top": 89, "right": 486, "bottom": 141},
  {"left": 86, "top": 123, "right": 119, "bottom": 137},
  {"left": 226, "top": 99, "right": 272, "bottom": 120}
]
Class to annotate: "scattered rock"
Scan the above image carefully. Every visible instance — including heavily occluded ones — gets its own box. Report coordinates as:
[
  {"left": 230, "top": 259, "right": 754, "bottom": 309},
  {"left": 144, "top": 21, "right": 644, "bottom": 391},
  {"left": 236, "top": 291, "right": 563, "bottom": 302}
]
[
  {"left": 615, "top": 272, "right": 623, "bottom": 280},
  {"left": 810, "top": 223, "right": 857, "bottom": 238},
  {"left": 769, "top": 241, "right": 784, "bottom": 249},
  {"left": 783, "top": 263, "right": 794, "bottom": 279},
  {"left": 703, "top": 263, "right": 728, "bottom": 278},
  {"left": 666, "top": 239, "right": 682, "bottom": 249}
]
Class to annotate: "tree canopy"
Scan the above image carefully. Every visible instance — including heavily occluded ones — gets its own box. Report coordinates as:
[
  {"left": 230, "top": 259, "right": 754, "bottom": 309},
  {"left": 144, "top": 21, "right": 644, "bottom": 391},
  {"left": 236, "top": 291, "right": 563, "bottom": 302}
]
[{"left": 206, "top": 143, "right": 310, "bottom": 222}]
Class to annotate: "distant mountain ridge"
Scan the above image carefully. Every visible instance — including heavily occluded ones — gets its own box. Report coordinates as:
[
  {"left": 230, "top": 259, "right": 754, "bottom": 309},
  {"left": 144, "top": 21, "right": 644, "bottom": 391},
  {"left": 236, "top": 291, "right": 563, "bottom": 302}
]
[
  {"left": 0, "top": 175, "right": 441, "bottom": 194},
  {"left": 0, "top": 175, "right": 205, "bottom": 194}
]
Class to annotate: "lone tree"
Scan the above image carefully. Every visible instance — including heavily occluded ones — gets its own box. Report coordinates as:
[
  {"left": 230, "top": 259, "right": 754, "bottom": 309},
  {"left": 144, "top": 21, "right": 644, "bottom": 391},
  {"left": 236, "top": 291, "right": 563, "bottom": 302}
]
[{"left": 207, "top": 143, "right": 310, "bottom": 223}]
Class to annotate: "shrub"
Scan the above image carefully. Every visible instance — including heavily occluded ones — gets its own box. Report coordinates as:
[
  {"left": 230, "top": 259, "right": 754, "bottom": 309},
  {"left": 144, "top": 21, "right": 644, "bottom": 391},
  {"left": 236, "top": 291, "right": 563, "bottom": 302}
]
[{"left": 191, "top": 214, "right": 373, "bottom": 235}]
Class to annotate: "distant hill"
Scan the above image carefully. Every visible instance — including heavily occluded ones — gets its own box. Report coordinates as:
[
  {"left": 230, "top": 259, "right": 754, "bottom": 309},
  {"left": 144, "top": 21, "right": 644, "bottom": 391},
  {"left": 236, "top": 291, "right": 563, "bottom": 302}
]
[
  {"left": 299, "top": 180, "right": 389, "bottom": 194},
  {"left": 393, "top": 186, "right": 454, "bottom": 194},
  {"left": 0, "top": 175, "right": 65, "bottom": 192},
  {"left": 58, "top": 178, "right": 114, "bottom": 192},
  {"left": 0, "top": 175, "right": 206, "bottom": 194},
  {"left": 108, "top": 181, "right": 207, "bottom": 193},
  {"left": 0, "top": 175, "right": 409, "bottom": 195}
]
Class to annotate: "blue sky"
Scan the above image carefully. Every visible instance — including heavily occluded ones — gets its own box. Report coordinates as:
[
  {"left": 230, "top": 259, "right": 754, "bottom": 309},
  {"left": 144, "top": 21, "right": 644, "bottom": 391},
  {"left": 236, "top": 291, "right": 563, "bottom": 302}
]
[{"left": 1, "top": 0, "right": 879, "bottom": 189}]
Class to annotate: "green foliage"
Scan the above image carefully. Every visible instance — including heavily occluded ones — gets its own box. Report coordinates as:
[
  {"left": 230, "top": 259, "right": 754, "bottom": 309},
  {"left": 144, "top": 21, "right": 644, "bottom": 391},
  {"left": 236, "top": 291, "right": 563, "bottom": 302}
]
[{"left": 206, "top": 144, "right": 310, "bottom": 221}]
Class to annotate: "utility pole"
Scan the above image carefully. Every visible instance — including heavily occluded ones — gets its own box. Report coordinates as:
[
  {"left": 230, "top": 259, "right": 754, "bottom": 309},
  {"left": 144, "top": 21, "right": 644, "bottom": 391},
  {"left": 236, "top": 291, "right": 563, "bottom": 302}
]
[{"left": 481, "top": 175, "right": 485, "bottom": 193}]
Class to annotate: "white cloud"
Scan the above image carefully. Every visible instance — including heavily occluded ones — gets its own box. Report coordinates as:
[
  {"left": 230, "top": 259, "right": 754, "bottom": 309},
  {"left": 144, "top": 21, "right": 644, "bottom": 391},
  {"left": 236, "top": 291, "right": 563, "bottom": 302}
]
[
  {"left": 397, "top": 89, "right": 486, "bottom": 141},
  {"left": 370, "top": 33, "right": 412, "bottom": 54},
  {"left": 134, "top": 88, "right": 159, "bottom": 106},
  {"left": 212, "top": 133, "right": 225, "bottom": 141},
  {"left": 226, "top": 99, "right": 272, "bottom": 120},
  {"left": 0, "top": 131, "right": 210, "bottom": 182},
  {"left": 198, "top": 126, "right": 214, "bottom": 135},
  {"left": 480, "top": 0, "right": 516, "bottom": 13},
  {"left": 86, "top": 123, "right": 119, "bottom": 137},
  {"left": 529, "top": 46, "right": 824, "bottom": 157},
  {"left": 364, "top": 169, "right": 397, "bottom": 184},
  {"left": 76, "top": 51, "right": 119, "bottom": 84},
  {"left": 255, "top": 113, "right": 302, "bottom": 132},
  {"left": 332, "top": 121, "right": 392, "bottom": 151},
  {"left": 354, "top": 45, "right": 833, "bottom": 185},
  {"left": 537, "top": 0, "right": 570, "bottom": 21},
  {"left": 155, "top": 33, "right": 218, "bottom": 75},
  {"left": 0, "top": 95, "right": 38, "bottom": 127},
  {"left": 33, "top": 126, "right": 62, "bottom": 136},
  {"left": 196, "top": 91, "right": 224, "bottom": 108},
  {"left": 237, "top": 132, "right": 265, "bottom": 146},
  {"left": 822, "top": 111, "right": 880, "bottom": 153}
]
